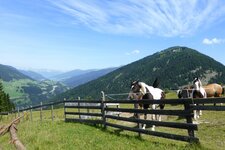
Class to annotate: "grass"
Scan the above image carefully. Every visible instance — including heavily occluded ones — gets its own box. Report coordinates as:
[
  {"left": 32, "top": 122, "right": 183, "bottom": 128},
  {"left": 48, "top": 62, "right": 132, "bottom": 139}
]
[
  {"left": 1, "top": 119, "right": 199, "bottom": 150},
  {"left": 1, "top": 92, "right": 225, "bottom": 150}
]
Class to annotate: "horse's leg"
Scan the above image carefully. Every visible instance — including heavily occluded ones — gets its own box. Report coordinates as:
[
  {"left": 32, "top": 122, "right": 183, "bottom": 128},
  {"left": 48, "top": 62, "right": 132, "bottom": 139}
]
[
  {"left": 151, "top": 104, "right": 156, "bottom": 120},
  {"left": 158, "top": 112, "right": 162, "bottom": 122},
  {"left": 134, "top": 103, "right": 139, "bottom": 118},
  {"left": 150, "top": 104, "right": 156, "bottom": 131},
  {"left": 199, "top": 109, "right": 202, "bottom": 116},
  {"left": 193, "top": 104, "right": 198, "bottom": 120},
  {"left": 142, "top": 112, "right": 147, "bottom": 130}
]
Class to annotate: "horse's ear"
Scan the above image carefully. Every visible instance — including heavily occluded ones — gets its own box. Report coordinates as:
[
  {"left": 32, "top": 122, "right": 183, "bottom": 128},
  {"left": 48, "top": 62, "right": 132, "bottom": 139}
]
[
  {"left": 131, "top": 80, "right": 138, "bottom": 86},
  {"left": 193, "top": 77, "right": 198, "bottom": 83}
]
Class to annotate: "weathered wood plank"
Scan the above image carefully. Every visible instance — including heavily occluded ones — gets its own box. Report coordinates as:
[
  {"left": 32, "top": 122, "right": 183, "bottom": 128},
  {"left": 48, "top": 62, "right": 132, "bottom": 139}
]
[
  {"left": 65, "top": 112, "right": 102, "bottom": 117},
  {"left": 105, "top": 115, "right": 198, "bottom": 130},
  {"left": 105, "top": 108, "right": 193, "bottom": 117},
  {"left": 65, "top": 100, "right": 101, "bottom": 103},
  {"left": 64, "top": 105, "right": 101, "bottom": 109},
  {"left": 105, "top": 122, "right": 199, "bottom": 143},
  {"left": 192, "top": 105, "right": 225, "bottom": 111}
]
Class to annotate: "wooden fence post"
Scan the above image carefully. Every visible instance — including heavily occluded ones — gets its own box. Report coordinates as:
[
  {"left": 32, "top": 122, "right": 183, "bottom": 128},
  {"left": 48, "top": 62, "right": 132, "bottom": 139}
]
[
  {"left": 22, "top": 107, "right": 24, "bottom": 122},
  {"left": 78, "top": 97, "right": 81, "bottom": 119},
  {"left": 18, "top": 107, "right": 20, "bottom": 117},
  {"left": 135, "top": 103, "right": 142, "bottom": 137},
  {"left": 101, "top": 91, "right": 106, "bottom": 129},
  {"left": 14, "top": 108, "right": 16, "bottom": 119},
  {"left": 184, "top": 102, "right": 196, "bottom": 141},
  {"left": 40, "top": 102, "right": 43, "bottom": 122},
  {"left": 51, "top": 103, "right": 54, "bottom": 121},
  {"left": 64, "top": 98, "right": 66, "bottom": 121},
  {"left": 30, "top": 105, "right": 33, "bottom": 122}
]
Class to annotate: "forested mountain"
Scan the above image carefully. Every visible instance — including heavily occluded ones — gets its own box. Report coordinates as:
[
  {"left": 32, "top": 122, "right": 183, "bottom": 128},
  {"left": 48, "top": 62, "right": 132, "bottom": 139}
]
[
  {"left": 50, "top": 69, "right": 97, "bottom": 81},
  {"left": 0, "top": 64, "right": 33, "bottom": 81},
  {"left": 62, "top": 67, "right": 118, "bottom": 88},
  {"left": 0, "top": 64, "right": 68, "bottom": 106},
  {"left": 54, "top": 46, "right": 225, "bottom": 100}
]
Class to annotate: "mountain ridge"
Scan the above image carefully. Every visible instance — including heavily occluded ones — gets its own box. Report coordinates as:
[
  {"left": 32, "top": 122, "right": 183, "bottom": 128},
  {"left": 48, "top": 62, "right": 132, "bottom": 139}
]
[
  {"left": 53, "top": 46, "right": 225, "bottom": 100},
  {"left": 0, "top": 64, "right": 34, "bottom": 81},
  {"left": 0, "top": 64, "right": 68, "bottom": 106},
  {"left": 62, "top": 67, "right": 118, "bottom": 88}
]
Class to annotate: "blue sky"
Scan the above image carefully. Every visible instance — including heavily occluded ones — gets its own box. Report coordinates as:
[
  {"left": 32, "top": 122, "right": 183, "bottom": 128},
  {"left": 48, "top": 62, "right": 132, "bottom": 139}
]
[{"left": 0, "top": 0, "right": 225, "bottom": 72}]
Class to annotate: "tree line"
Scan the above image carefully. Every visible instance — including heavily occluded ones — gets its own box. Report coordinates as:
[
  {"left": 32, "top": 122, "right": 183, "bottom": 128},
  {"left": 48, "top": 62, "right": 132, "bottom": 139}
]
[{"left": 0, "top": 81, "right": 15, "bottom": 112}]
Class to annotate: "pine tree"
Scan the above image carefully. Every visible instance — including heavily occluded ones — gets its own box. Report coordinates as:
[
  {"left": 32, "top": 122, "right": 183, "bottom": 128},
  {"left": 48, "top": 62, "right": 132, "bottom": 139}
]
[{"left": 0, "top": 81, "right": 15, "bottom": 112}]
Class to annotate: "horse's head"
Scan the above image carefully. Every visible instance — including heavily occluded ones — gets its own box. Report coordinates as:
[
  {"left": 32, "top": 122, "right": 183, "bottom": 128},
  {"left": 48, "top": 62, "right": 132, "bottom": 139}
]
[
  {"left": 130, "top": 80, "right": 141, "bottom": 93},
  {"left": 128, "top": 80, "right": 144, "bottom": 100},
  {"left": 193, "top": 77, "right": 202, "bottom": 91}
]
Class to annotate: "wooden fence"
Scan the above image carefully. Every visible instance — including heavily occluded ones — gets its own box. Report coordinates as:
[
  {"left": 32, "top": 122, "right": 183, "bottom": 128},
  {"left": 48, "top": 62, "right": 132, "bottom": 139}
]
[
  {"left": 64, "top": 92, "right": 225, "bottom": 143},
  {"left": 0, "top": 101, "right": 65, "bottom": 122},
  {"left": 1, "top": 94, "right": 225, "bottom": 143}
]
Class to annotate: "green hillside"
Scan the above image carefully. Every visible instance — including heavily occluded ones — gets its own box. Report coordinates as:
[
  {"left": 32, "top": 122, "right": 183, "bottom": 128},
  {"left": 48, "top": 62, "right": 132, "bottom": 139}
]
[
  {"left": 54, "top": 46, "right": 225, "bottom": 100},
  {"left": 0, "top": 64, "right": 33, "bottom": 81},
  {"left": 0, "top": 64, "right": 69, "bottom": 106},
  {"left": 2, "top": 79, "right": 68, "bottom": 106}
]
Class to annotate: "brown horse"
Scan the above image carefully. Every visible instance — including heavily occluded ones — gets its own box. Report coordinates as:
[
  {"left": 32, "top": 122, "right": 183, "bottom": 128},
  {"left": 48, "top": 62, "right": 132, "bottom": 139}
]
[
  {"left": 203, "top": 83, "right": 223, "bottom": 106},
  {"left": 203, "top": 83, "right": 223, "bottom": 98}
]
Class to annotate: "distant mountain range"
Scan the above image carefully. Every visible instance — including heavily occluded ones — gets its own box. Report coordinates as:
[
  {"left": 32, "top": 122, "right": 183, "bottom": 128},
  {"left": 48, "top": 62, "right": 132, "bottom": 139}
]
[
  {"left": 19, "top": 70, "right": 47, "bottom": 81},
  {"left": 0, "top": 64, "right": 118, "bottom": 106},
  {"left": 0, "top": 64, "right": 68, "bottom": 106},
  {"left": 31, "top": 69, "right": 64, "bottom": 78},
  {"left": 49, "top": 69, "right": 97, "bottom": 81},
  {"left": 62, "top": 67, "right": 118, "bottom": 88},
  {"left": 54, "top": 46, "right": 225, "bottom": 100}
]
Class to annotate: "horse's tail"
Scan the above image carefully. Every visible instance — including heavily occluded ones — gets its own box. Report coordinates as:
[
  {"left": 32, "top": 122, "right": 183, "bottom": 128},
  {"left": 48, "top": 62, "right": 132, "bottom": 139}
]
[
  {"left": 222, "top": 87, "right": 225, "bottom": 95},
  {"left": 152, "top": 77, "right": 159, "bottom": 88},
  {"left": 159, "top": 91, "right": 166, "bottom": 109}
]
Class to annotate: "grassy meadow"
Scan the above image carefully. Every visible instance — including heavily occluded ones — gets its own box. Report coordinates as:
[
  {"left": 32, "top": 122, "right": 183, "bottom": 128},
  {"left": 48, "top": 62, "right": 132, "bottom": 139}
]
[{"left": 0, "top": 91, "right": 225, "bottom": 150}]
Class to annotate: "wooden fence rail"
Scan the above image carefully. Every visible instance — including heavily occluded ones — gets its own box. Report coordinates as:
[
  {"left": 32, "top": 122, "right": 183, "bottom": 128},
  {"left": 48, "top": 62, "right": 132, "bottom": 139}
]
[
  {"left": 2, "top": 95, "right": 225, "bottom": 143},
  {"left": 0, "top": 100, "right": 65, "bottom": 122},
  {"left": 64, "top": 94, "right": 225, "bottom": 143}
]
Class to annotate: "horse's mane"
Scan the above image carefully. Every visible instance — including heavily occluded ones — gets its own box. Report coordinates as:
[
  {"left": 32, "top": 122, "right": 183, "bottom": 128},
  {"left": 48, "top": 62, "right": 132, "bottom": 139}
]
[{"left": 138, "top": 82, "right": 148, "bottom": 95}]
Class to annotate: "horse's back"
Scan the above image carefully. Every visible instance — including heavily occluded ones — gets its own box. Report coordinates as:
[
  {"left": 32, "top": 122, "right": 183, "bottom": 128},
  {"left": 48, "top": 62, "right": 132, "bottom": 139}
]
[
  {"left": 204, "top": 83, "right": 223, "bottom": 97},
  {"left": 146, "top": 86, "right": 164, "bottom": 100}
]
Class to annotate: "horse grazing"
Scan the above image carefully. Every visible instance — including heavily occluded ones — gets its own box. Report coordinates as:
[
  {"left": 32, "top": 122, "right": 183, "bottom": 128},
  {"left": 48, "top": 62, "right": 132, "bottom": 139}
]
[
  {"left": 128, "top": 79, "right": 165, "bottom": 131},
  {"left": 192, "top": 77, "right": 207, "bottom": 120}
]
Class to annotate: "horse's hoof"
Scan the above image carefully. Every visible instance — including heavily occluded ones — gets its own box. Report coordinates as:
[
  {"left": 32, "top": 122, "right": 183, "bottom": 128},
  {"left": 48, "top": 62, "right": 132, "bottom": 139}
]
[
  {"left": 193, "top": 121, "right": 200, "bottom": 124},
  {"left": 141, "top": 124, "right": 146, "bottom": 130},
  {"left": 151, "top": 125, "right": 155, "bottom": 131},
  {"left": 151, "top": 127, "right": 155, "bottom": 131}
]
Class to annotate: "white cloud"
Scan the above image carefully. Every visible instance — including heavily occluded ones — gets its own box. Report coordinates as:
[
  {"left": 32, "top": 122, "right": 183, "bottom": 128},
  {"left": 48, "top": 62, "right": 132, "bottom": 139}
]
[
  {"left": 49, "top": 0, "right": 225, "bottom": 37},
  {"left": 126, "top": 50, "right": 140, "bottom": 55},
  {"left": 202, "top": 38, "right": 225, "bottom": 45}
]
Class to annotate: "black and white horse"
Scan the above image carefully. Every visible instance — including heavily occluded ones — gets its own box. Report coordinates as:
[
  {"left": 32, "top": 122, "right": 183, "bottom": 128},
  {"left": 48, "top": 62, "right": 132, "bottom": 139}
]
[
  {"left": 128, "top": 79, "right": 165, "bottom": 131},
  {"left": 177, "top": 78, "right": 207, "bottom": 120},
  {"left": 191, "top": 77, "right": 207, "bottom": 120}
]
